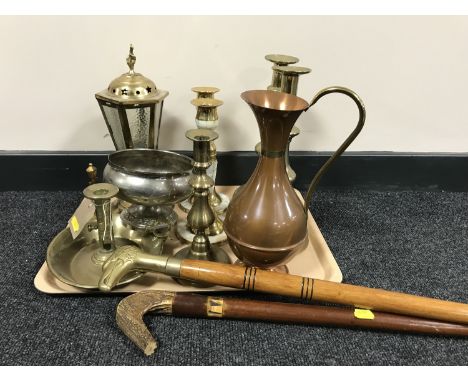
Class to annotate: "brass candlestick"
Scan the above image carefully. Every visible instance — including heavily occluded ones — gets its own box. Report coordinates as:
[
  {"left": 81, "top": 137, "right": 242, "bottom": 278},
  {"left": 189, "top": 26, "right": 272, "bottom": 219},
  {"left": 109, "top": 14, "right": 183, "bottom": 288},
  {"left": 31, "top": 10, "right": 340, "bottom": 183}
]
[
  {"left": 176, "top": 122, "right": 227, "bottom": 244},
  {"left": 265, "top": 54, "right": 299, "bottom": 91},
  {"left": 174, "top": 129, "right": 231, "bottom": 286},
  {"left": 83, "top": 183, "right": 119, "bottom": 262},
  {"left": 192, "top": 98, "right": 227, "bottom": 214},
  {"left": 275, "top": 65, "right": 312, "bottom": 95},
  {"left": 191, "top": 86, "right": 220, "bottom": 99},
  {"left": 180, "top": 92, "right": 229, "bottom": 217},
  {"left": 257, "top": 59, "right": 312, "bottom": 183},
  {"left": 285, "top": 126, "right": 300, "bottom": 183},
  {"left": 277, "top": 66, "right": 311, "bottom": 183},
  {"left": 192, "top": 98, "right": 223, "bottom": 129}
]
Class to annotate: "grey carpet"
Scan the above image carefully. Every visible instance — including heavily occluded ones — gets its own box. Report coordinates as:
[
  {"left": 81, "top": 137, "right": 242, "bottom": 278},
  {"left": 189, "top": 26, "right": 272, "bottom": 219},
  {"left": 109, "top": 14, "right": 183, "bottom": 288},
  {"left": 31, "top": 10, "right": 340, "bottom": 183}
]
[{"left": 0, "top": 189, "right": 467, "bottom": 365}]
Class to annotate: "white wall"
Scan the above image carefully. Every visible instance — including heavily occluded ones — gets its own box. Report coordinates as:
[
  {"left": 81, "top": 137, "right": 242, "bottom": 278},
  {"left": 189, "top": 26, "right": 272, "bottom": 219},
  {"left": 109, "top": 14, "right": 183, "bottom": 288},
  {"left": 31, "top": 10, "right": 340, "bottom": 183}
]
[{"left": 1, "top": 15, "right": 467, "bottom": 152}]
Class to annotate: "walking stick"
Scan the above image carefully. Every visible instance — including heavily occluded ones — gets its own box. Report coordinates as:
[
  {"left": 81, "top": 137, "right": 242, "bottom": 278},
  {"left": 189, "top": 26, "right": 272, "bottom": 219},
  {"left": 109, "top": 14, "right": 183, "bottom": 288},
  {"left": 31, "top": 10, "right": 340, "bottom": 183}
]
[
  {"left": 117, "top": 291, "right": 468, "bottom": 356},
  {"left": 99, "top": 246, "right": 468, "bottom": 325}
]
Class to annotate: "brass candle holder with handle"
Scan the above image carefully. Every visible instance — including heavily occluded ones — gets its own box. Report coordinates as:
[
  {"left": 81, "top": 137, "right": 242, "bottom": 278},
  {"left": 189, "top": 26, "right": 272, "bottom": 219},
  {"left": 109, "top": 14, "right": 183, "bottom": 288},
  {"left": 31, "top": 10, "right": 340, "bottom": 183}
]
[
  {"left": 46, "top": 183, "right": 142, "bottom": 289},
  {"left": 82, "top": 183, "right": 120, "bottom": 259}
]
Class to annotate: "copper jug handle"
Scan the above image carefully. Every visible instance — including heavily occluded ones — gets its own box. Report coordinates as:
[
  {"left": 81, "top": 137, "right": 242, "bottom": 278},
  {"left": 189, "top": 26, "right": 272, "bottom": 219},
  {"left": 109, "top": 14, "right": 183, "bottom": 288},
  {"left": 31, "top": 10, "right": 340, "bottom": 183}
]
[{"left": 303, "top": 86, "right": 366, "bottom": 213}]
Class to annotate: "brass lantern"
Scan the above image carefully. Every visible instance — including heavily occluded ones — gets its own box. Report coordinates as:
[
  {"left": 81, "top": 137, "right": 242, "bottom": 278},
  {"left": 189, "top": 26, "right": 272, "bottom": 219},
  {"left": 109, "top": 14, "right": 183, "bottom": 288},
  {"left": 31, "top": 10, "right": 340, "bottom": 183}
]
[{"left": 95, "top": 45, "right": 169, "bottom": 150}]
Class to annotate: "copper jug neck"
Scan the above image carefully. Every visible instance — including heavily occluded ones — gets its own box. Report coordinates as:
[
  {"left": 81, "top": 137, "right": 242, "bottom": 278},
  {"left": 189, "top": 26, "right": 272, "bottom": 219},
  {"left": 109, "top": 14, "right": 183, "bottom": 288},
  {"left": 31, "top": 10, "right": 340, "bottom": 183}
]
[
  {"left": 240, "top": 90, "right": 309, "bottom": 111},
  {"left": 241, "top": 90, "right": 308, "bottom": 153}
]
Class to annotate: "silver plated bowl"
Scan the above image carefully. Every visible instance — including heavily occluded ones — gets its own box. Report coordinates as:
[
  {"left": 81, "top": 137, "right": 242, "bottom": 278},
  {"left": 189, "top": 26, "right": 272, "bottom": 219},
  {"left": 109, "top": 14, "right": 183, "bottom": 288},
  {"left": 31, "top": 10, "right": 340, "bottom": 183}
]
[{"left": 104, "top": 149, "right": 193, "bottom": 206}]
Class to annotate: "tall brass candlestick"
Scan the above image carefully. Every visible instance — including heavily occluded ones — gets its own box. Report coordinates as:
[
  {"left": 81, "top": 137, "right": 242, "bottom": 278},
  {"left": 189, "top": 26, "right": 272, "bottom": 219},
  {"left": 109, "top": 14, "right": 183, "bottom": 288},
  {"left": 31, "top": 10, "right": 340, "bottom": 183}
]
[
  {"left": 174, "top": 129, "right": 231, "bottom": 287},
  {"left": 191, "top": 98, "right": 226, "bottom": 214},
  {"left": 275, "top": 65, "right": 311, "bottom": 95},
  {"left": 273, "top": 64, "right": 311, "bottom": 183},
  {"left": 257, "top": 56, "right": 311, "bottom": 184},
  {"left": 265, "top": 54, "right": 299, "bottom": 91},
  {"left": 179, "top": 91, "right": 230, "bottom": 221}
]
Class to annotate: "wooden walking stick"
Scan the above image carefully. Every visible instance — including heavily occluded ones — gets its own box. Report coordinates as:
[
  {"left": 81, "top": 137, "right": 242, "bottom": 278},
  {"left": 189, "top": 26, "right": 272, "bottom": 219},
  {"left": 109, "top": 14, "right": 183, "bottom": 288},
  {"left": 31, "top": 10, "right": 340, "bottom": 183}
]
[
  {"left": 100, "top": 246, "right": 468, "bottom": 325},
  {"left": 117, "top": 290, "right": 468, "bottom": 356}
]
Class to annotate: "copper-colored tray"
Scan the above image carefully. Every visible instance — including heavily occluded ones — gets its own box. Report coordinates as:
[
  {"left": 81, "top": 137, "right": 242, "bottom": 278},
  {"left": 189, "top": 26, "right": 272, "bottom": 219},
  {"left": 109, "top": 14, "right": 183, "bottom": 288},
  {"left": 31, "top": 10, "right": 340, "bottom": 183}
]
[{"left": 34, "top": 186, "right": 342, "bottom": 294}]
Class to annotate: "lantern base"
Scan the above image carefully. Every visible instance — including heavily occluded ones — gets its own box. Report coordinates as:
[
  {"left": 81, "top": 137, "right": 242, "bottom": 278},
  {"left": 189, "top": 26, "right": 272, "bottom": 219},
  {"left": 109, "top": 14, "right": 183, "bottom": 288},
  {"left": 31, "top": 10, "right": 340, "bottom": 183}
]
[{"left": 121, "top": 204, "right": 177, "bottom": 233}]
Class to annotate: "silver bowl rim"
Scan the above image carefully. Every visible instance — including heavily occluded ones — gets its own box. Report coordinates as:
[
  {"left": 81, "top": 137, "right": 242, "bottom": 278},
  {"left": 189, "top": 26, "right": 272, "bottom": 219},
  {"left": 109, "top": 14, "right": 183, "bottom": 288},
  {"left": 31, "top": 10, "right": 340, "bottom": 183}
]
[{"left": 107, "top": 148, "right": 193, "bottom": 178}]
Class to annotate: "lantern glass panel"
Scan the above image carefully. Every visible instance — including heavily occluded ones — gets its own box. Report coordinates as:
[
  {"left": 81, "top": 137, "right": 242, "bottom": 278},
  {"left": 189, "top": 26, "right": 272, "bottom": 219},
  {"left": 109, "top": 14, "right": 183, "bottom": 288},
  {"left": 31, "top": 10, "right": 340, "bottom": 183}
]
[
  {"left": 102, "top": 104, "right": 126, "bottom": 149},
  {"left": 126, "top": 106, "right": 151, "bottom": 148},
  {"left": 154, "top": 102, "right": 163, "bottom": 148}
]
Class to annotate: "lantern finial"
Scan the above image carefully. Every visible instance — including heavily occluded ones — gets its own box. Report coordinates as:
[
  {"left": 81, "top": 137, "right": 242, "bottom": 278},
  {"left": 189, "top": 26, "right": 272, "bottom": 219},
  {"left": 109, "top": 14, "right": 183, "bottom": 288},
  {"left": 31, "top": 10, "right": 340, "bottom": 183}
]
[{"left": 126, "top": 44, "right": 136, "bottom": 74}]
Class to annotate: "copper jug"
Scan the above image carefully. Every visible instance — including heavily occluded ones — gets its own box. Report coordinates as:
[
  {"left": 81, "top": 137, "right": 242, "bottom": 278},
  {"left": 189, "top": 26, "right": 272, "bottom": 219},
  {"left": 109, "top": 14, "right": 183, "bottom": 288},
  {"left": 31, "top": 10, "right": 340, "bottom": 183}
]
[{"left": 223, "top": 87, "right": 366, "bottom": 268}]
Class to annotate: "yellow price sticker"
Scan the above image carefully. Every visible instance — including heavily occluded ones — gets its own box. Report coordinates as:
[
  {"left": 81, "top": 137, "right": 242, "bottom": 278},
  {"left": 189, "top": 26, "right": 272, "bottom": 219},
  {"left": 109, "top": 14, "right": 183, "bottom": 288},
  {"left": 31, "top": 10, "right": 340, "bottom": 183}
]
[
  {"left": 70, "top": 215, "right": 80, "bottom": 232},
  {"left": 354, "top": 308, "right": 375, "bottom": 320}
]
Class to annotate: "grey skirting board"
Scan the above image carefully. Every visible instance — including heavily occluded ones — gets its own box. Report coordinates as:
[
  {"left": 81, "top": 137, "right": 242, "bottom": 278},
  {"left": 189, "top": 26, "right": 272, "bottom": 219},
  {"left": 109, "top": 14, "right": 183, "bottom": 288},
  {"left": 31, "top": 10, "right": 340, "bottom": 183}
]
[
  {"left": 0, "top": 187, "right": 467, "bottom": 365},
  {"left": 1, "top": 151, "right": 468, "bottom": 191}
]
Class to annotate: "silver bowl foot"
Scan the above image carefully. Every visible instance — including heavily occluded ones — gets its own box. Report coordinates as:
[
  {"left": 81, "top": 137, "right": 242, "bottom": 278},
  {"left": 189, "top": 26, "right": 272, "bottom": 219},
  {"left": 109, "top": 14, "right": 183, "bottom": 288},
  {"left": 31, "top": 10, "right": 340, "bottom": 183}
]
[{"left": 121, "top": 204, "right": 177, "bottom": 232}]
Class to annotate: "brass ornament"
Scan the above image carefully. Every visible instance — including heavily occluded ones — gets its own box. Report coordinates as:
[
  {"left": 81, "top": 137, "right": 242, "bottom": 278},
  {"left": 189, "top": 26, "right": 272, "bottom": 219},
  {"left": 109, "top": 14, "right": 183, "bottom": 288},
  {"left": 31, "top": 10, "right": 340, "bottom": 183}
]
[
  {"left": 274, "top": 65, "right": 312, "bottom": 96},
  {"left": 173, "top": 129, "right": 231, "bottom": 286},
  {"left": 99, "top": 44, "right": 167, "bottom": 103},
  {"left": 191, "top": 86, "right": 220, "bottom": 99},
  {"left": 265, "top": 54, "right": 299, "bottom": 91},
  {"left": 257, "top": 56, "right": 312, "bottom": 184},
  {"left": 191, "top": 98, "right": 224, "bottom": 128},
  {"left": 180, "top": 88, "right": 229, "bottom": 227},
  {"left": 95, "top": 45, "right": 169, "bottom": 150},
  {"left": 85, "top": 163, "right": 97, "bottom": 185},
  {"left": 47, "top": 183, "right": 145, "bottom": 289},
  {"left": 82, "top": 183, "right": 120, "bottom": 258}
]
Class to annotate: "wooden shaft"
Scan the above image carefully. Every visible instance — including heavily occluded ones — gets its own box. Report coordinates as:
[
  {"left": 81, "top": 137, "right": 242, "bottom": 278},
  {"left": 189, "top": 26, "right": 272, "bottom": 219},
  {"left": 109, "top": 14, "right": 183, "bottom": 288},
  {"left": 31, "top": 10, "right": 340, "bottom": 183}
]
[
  {"left": 171, "top": 293, "right": 468, "bottom": 337},
  {"left": 179, "top": 260, "right": 468, "bottom": 325}
]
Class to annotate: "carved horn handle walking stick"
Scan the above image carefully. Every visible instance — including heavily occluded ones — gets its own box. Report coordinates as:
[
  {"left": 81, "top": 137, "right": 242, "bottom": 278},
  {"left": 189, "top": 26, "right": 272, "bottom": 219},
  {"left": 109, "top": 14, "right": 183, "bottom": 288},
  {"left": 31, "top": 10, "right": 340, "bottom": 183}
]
[
  {"left": 100, "top": 246, "right": 468, "bottom": 325},
  {"left": 117, "top": 290, "right": 468, "bottom": 356}
]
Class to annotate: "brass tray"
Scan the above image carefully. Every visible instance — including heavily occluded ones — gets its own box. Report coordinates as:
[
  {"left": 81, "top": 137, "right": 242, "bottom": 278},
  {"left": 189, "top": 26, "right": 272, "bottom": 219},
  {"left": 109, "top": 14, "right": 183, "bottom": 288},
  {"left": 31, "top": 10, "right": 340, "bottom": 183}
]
[{"left": 34, "top": 186, "right": 342, "bottom": 294}]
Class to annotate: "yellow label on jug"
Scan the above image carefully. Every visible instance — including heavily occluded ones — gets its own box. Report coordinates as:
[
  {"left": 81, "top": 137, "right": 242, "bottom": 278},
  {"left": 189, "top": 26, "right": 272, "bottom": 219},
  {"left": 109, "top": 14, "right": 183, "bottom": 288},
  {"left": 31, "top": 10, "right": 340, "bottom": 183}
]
[
  {"left": 70, "top": 215, "right": 80, "bottom": 232},
  {"left": 354, "top": 308, "right": 375, "bottom": 320}
]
